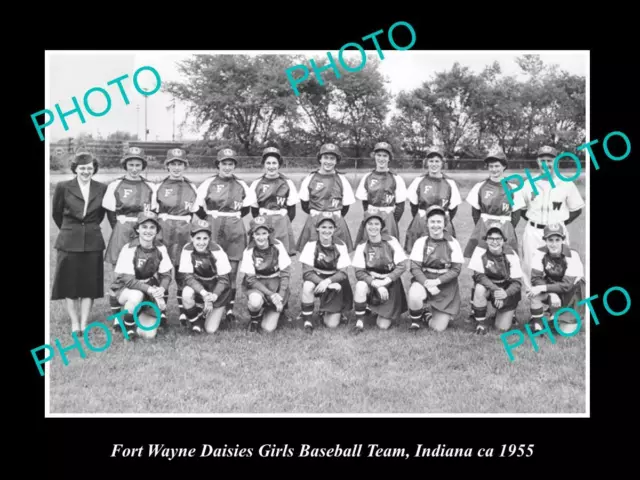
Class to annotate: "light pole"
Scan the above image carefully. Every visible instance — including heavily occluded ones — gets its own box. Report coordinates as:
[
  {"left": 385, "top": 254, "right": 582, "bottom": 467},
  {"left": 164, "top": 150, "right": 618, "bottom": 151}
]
[
  {"left": 136, "top": 105, "right": 140, "bottom": 139},
  {"left": 144, "top": 90, "right": 148, "bottom": 141}
]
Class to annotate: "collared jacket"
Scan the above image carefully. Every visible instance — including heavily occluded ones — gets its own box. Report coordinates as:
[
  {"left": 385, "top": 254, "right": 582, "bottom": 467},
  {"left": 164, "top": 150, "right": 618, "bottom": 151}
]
[{"left": 52, "top": 178, "right": 108, "bottom": 252}]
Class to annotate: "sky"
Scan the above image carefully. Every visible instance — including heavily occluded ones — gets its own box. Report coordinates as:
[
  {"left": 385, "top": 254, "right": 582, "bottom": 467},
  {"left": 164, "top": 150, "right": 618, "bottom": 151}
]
[{"left": 45, "top": 50, "right": 588, "bottom": 142}]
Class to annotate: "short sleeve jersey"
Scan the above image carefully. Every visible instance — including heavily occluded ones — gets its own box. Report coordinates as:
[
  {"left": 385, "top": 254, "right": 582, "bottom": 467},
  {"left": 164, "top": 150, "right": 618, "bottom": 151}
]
[
  {"left": 298, "top": 171, "right": 355, "bottom": 211},
  {"left": 355, "top": 170, "right": 407, "bottom": 206},
  {"left": 467, "top": 244, "right": 523, "bottom": 282},
  {"left": 152, "top": 177, "right": 198, "bottom": 215},
  {"left": 178, "top": 242, "right": 232, "bottom": 280},
  {"left": 192, "top": 175, "right": 256, "bottom": 213},
  {"left": 103, "top": 177, "right": 155, "bottom": 215},
  {"left": 407, "top": 175, "right": 462, "bottom": 211},
  {"left": 249, "top": 174, "right": 299, "bottom": 210},
  {"left": 352, "top": 235, "right": 407, "bottom": 274},
  {"left": 466, "top": 178, "right": 525, "bottom": 214},
  {"left": 409, "top": 235, "right": 464, "bottom": 270},
  {"left": 239, "top": 240, "right": 292, "bottom": 276}
]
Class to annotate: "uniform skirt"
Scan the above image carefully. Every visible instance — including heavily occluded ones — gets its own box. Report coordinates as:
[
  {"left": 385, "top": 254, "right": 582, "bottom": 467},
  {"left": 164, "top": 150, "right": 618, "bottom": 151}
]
[
  {"left": 51, "top": 250, "right": 104, "bottom": 300},
  {"left": 405, "top": 211, "right": 456, "bottom": 253},
  {"left": 367, "top": 278, "right": 408, "bottom": 321},
  {"left": 297, "top": 214, "right": 353, "bottom": 252},
  {"left": 191, "top": 278, "right": 232, "bottom": 309},
  {"left": 355, "top": 209, "right": 399, "bottom": 246},
  {"left": 247, "top": 277, "right": 291, "bottom": 310},
  {"left": 412, "top": 270, "right": 461, "bottom": 317},
  {"left": 476, "top": 280, "right": 521, "bottom": 313},
  {"left": 263, "top": 213, "right": 297, "bottom": 256},
  {"left": 205, "top": 214, "right": 247, "bottom": 263},
  {"left": 312, "top": 272, "right": 354, "bottom": 314},
  {"left": 156, "top": 217, "right": 192, "bottom": 266},
  {"left": 105, "top": 220, "right": 137, "bottom": 265},
  {"left": 464, "top": 216, "right": 518, "bottom": 258}
]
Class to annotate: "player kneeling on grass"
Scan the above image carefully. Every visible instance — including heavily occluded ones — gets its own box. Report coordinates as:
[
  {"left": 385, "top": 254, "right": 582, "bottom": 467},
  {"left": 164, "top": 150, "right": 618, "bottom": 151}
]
[
  {"left": 299, "top": 216, "right": 353, "bottom": 332},
  {"left": 407, "top": 205, "right": 464, "bottom": 332},
  {"left": 351, "top": 212, "right": 408, "bottom": 334},
  {"left": 467, "top": 222, "right": 523, "bottom": 335},
  {"left": 109, "top": 211, "right": 172, "bottom": 340},
  {"left": 178, "top": 219, "right": 233, "bottom": 334},
  {"left": 240, "top": 216, "right": 292, "bottom": 333},
  {"left": 526, "top": 224, "right": 585, "bottom": 334}
]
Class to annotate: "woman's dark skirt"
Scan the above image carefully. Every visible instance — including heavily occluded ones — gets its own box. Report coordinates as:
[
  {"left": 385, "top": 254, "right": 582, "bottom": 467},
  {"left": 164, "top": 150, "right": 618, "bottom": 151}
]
[{"left": 51, "top": 250, "right": 104, "bottom": 300}]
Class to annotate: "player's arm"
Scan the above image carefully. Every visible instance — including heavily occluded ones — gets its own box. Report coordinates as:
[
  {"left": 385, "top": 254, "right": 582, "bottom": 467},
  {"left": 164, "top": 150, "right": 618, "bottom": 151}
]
[
  {"left": 472, "top": 270, "right": 499, "bottom": 292},
  {"left": 277, "top": 264, "right": 291, "bottom": 298},
  {"left": 565, "top": 208, "right": 582, "bottom": 225},
  {"left": 521, "top": 210, "right": 529, "bottom": 222},
  {"left": 341, "top": 205, "right": 350, "bottom": 216},
  {"left": 352, "top": 244, "right": 373, "bottom": 285},
  {"left": 510, "top": 209, "right": 521, "bottom": 227},
  {"left": 287, "top": 205, "right": 296, "bottom": 221},
  {"left": 250, "top": 207, "right": 260, "bottom": 218},
  {"left": 471, "top": 207, "right": 481, "bottom": 225},
  {"left": 448, "top": 206, "right": 458, "bottom": 221},
  {"left": 394, "top": 201, "right": 405, "bottom": 223},
  {"left": 435, "top": 239, "right": 464, "bottom": 285},
  {"left": 410, "top": 203, "right": 419, "bottom": 217},
  {"left": 211, "top": 273, "right": 230, "bottom": 297},
  {"left": 302, "top": 263, "right": 324, "bottom": 284}
]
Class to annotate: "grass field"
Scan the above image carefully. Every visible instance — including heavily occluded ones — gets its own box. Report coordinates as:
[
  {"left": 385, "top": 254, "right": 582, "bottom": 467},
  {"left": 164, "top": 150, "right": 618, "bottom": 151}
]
[{"left": 47, "top": 170, "right": 587, "bottom": 414}]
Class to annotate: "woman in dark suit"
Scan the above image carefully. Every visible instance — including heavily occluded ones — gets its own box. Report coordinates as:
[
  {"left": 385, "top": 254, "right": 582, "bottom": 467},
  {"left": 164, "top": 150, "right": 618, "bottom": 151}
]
[{"left": 51, "top": 151, "right": 108, "bottom": 335}]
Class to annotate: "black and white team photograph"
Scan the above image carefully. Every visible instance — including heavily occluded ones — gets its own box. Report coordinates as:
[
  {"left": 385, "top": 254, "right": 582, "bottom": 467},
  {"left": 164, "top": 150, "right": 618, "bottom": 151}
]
[{"left": 45, "top": 50, "right": 588, "bottom": 415}]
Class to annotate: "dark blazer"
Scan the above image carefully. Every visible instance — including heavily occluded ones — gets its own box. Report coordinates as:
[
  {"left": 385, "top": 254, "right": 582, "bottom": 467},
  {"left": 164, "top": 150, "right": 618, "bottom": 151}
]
[{"left": 52, "top": 178, "right": 108, "bottom": 252}]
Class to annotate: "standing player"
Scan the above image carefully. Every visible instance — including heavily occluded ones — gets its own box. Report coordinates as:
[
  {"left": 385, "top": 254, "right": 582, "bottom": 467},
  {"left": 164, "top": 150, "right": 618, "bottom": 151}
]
[
  {"left": 152, "top": 148, "right": 198, "bottom": 328},
  {"left": 519, "top": 146, "right": 585, "bottom": 289},
  {"left": 405, "top": 146, "right": 462, "bottom": 253},
  {"left": 463, "top": 148, "right": 525, "bottom": 258},
  {"left": 249, "top": 146, "right": 299, "bottom": 256},
  {"left": 353, "top": 142, "right": 407, "bottom": 245},
  {"left": 191, "top": 147, "right": 257, "bottom": 324},
  {"left": 296, "top": 143, "right": 356, "bottom": 252}
]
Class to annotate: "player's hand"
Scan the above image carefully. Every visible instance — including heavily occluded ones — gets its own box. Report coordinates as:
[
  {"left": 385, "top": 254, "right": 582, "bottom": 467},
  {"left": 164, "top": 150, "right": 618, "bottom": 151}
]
[
  {"left": 270, "top": 293, "right": 283, "bottom": 305},
  {"left": 527, "top": 286, "right": 545, "bottom": 298},
  {"left": 147, "top": 286, "right": 159, "bottom": 297},
  {"left": 494, "top": 289, "right": 507, "bottom": 300},
  {"left": 424, "top": 279, "right": 441, "bottom": 288},
  {"left": 314, "top": 279, "right": 332, "bottom": 294},
  {"left": 549, "top": 293, "right": 561, "bottom": 308},
  {"left": 328, "top": 283, "right": 341, "bottom": 291},
  {"left": 203, "top": 300, "right": 213, "bottom": 316},
  {"left": 203, "top": 292, "right": 217, "bottom": 304},
  {"left": 494, "top": 299, "right": 504, "bottom": 309},
  {"left": 273, "top": 298, "right": 284, "bottom": 313},
  {"left": 378, "top": 286, "right": 389, "bottom": 302},
  {"left": 427, "top": 286, "right": 440, "bottom": 296}
]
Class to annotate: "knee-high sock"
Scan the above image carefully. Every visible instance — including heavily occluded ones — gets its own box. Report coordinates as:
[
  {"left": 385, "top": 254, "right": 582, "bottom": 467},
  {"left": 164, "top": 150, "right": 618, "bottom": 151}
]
[{"left": 354, "top": 301, "right": 367, "bottom": 328}]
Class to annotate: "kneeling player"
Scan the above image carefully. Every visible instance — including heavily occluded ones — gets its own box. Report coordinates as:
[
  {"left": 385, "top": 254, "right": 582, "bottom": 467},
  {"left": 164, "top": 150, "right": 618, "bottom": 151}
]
[
  {"left": 407, "top": 205, "right": 464, "bottom": 332},
  {"left": 178, "top": 219, "right": 233, "bottom": 334},
  {"left": 240, "top": 216, "right": 293, "bottom": 333},
  {"left": 467, "top": 223, "right": 523, "bottom": 335},
  {"left": 110, "top": 211, "right": 172, "bottom": 340},
  {"left": 351, "top": 212, "right": 408, "bottom": 333},
  {"left": 527, "top": 224, "right": 585, "bottom": 334},
  {"left": 299, "top": 216, "right": 353, "bottom": 332}
]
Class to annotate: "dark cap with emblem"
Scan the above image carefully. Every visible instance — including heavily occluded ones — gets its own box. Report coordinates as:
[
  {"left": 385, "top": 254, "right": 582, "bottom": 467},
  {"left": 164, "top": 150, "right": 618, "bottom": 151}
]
[
  {"left": 543, "top": 223, "right": 565, "bottom": 239},
  {"left": 425, "top": 204, "right": 447, "bottom": 219},
  {"left": 262, "top": 146, "right": 283, "bottom": 166},
  {"left": 317, "top": 143, "right": 342, "bottom": 162},
  {"left": 216, "top": 147, "right": 237, "bottom": 166},
  {"left": 373, "top": 142, "right": 393, "bottom": 159},
  {"left": 537, "top": 145, "right": 558, "bottom": 158},
  {"left": 363, "top": 211, "right": 386, "bottom": 230},
  {"left": 190, "top": 218, "right": 212, "bottom": 236},
  {"left": 315, "top": 215, "right": 338, "bottom": 229},
  {"left": 426, "top": 146, "right": 444, "bottom": 159},
  {"left": 135, "top": 210, "right": 161, "bottom": 231},
  {"left": 484, "top": 221, "right": 506, "bottom": 240},
  {"left": 484, "top": 147, "right": 507, "bottom": 166},
  {"left": 248, "top": 215, "right": 274, "bottom": 236},
  {"left": 120, "top": 146, "right": 147, "bottom": 169},
  {"left": 165, "top": 148, "right": 189, "bottom": 166}
]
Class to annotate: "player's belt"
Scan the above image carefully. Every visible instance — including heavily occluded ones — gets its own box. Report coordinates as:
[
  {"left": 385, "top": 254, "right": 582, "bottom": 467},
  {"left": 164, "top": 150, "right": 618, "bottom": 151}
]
[
  {"left": 314, "top": 268, "right": 337, "bottom": 275},
  {"left": 116, "top": 215, "right": 138, "bottom": 224},
  {"left": 418, "top": 208, "right": 450, "bottom": 218},
  {"left": 367, "top": 205, "right": 394, "bottom": 214},
  {"left": 206, "top": 209, "right": 241, "bottom": 218},
  {"left": 481, "top": 213, "right": 510, "bottom": 221},
  {"left": 158, "top": 213, "right": 191, "bottom": 221},
  {"left": 197, "top": 274, "right": 218, "bottom": 281},
  {"left": 256, "top": 272, "right": 280, "bottom": 279},
  {"left": 425, "top": 267, "right": 448, "bottom": 274},
  {"left": 310, "top": 209, "right": 342, "bottom": 218},
  {"left": 529, "top": 221, "right": 547, "bottom": 229},
  {"left": 259, "top": 208, "right": 287, "bottom": 216}
]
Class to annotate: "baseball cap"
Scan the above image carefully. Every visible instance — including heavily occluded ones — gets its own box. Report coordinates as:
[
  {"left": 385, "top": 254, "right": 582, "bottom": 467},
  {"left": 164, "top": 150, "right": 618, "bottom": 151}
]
[
  {"left": 135, "top": 210, "right": 161, "bottom": 231},
  {"left": 426, "top": 146, "right": 444, "bottom": 158},
  {"left": 317, "top": 143, "right": 342, "bottom": 161},
  {"left": 373, "top": 142, "right": 393, "bottom": 158},
  {"left": 537, "top": 145, "right": 558, "bottom": 158},
  {"left": 315, "top": 216, "right": 337, "bottom": 229},
  {"left": 165, "top": 148, "right": 188, "bottom": 166},
  {"left": 425, "top": 205, "right": 447, "bottom": 218},
  {"left": 363, "top": 211, "right": 386, "bottom": 230},
  {"left": 248, "top": 215, "right": 273, "bottom": 236},
  {"left": 485, "top": 222, "right": 506, "bottom": 240},
  {"left": 543, "top": 223, "right": 565, "bottom": 239},
  {"left": 484, "top": 147, "right": 507, "bottom": 163},
  {"left": 217, "top": 148, "right": 237, "bottom": 164},
  {"left": 191, "top": 218, "right": 212, "bottom": 236}
]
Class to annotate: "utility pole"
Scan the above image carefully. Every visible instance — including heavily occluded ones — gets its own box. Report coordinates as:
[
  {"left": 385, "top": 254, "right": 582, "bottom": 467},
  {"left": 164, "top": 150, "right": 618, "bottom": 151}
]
[
  {"left": 136, "top": 105, "right": 140, "bottom": 139},
  {"left": 172, "top": 98, "right": 176, "bottom": 142},
  {"left": 144, "top": 90, "right": 148, "bottom": 141}
]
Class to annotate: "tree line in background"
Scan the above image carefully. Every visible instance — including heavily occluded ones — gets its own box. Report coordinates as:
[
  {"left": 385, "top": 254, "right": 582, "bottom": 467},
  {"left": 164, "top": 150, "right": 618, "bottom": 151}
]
[{"left": 51, "top": 53, "right": 585, "bottom": 171}]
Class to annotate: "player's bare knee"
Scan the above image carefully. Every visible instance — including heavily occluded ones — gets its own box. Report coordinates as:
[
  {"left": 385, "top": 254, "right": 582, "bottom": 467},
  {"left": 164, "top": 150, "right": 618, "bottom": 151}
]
[
  {"left": 530, "top": 294, "right": 545, "bottom": 309},
  {"left": 377, "top": 317, "right": 391, "bottom": 330},
  {"left": 301, "top": 281, "right": 316, "bottom": 302},
  {"left": 408, "top": 282, "right": 426, "bottom": 309},
  {"left": 247, "top": 292, "right": 263, "bottom": 311},
  {"left": 473, "top": 284, "right": 487, "bottom": 303},
  {"left": 182, "top": 286, "right": 195, "bottom": 305},
  {"left": 354, "top": 281, "right": 369, "bottom": 299},
  {"left": 323, "top": 313, "right": 340, "bottom": 328}
]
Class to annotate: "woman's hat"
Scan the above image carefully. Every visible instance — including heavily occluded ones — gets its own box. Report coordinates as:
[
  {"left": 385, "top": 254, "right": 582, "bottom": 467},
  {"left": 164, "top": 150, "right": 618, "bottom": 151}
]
[
  {"left": 425, "top": 204, "right": 447, "bottom": 219},
  {"left": 543, "top": 223, "right": 565, "bottom": 240},
  {"left": 315, "top": 215, "right": 337, "bottom": 229},
  {"left": 165, "top": 148, "right": 189, "bottom": 166},
  {"left": 262, "top": 146, "right": 282, "bottom": 163},
  {"left": 426, "top": 146, "right": 444, "bottom": 159},
  {"left": 484, "top": 147, "right": 507, "bottom": 166},
  {"left": 317, "top": 143, "right": 342, "bottom": 162},
  {"left": 135, "top": 210, "right": 161, "bottom": 231},
  {"left": 373, "top": 142, "right": 393, "bottom": 159},
  {"left": 537, "top": 145, "right": 558, "bottom": 159},
  {"left": 74, "top": 150, "right": 95, "bottom": 165},
  {"left": 363, "top": 211, "right": 386, "bottom": 230},
  {"left": 121, "top": 146, "right": 147, "bottom": 168},
  {"left": 216, "top": 148, "right": 238, "bottom": 166},
  {"left": 248, "top": 215, "right": 274, "bottom": 236},
  {"left": 191, "top": 218, "right": 212, "bottom": 236},
  {"left": 483, "top": 222, "right": 506, "bottom": 240}
]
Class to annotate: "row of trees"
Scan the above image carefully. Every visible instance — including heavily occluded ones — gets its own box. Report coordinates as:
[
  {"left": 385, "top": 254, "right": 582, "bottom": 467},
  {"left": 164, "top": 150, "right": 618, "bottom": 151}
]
[{"left": 160, "top": 53, "right": 584, "bottom": 159}]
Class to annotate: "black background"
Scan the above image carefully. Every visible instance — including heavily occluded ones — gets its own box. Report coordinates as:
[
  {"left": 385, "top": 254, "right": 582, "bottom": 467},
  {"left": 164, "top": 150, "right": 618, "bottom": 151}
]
[{"left": 15, "top": 10, "right": 637, "bottom": 474}]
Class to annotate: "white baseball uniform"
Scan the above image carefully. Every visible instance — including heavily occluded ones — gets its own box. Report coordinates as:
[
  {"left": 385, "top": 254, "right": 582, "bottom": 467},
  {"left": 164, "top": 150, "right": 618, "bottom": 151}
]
[{"left": 520, "top": 178, "right": 585, "bottom": 289}]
